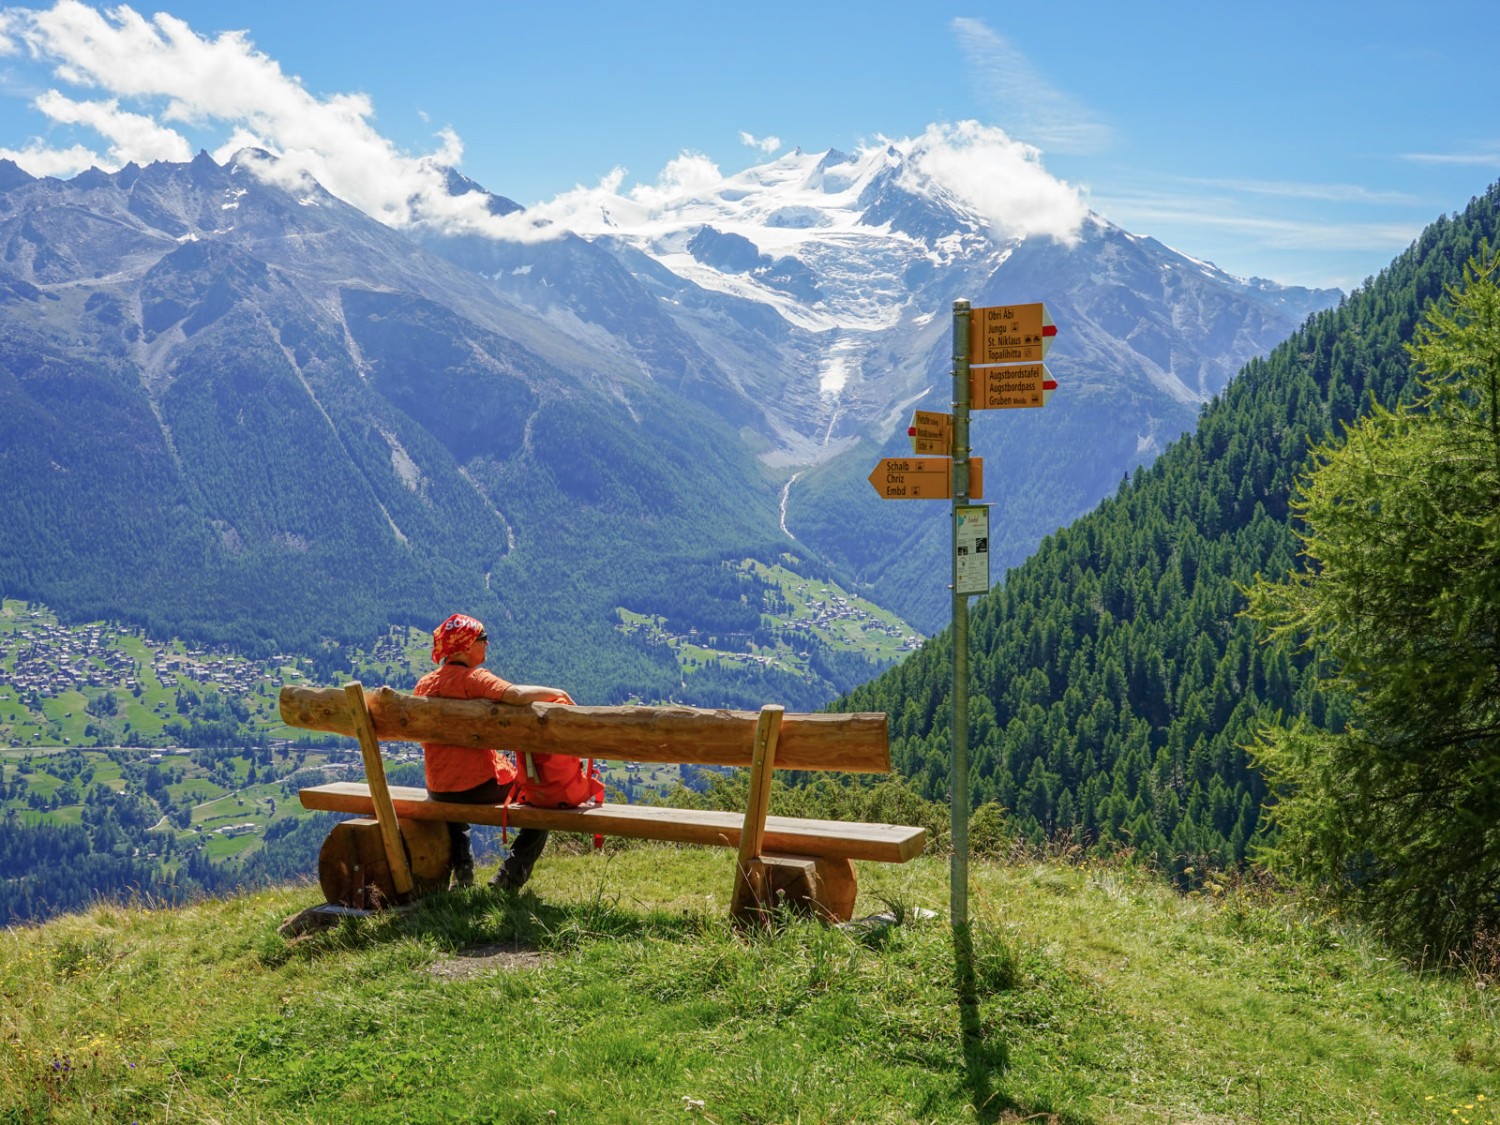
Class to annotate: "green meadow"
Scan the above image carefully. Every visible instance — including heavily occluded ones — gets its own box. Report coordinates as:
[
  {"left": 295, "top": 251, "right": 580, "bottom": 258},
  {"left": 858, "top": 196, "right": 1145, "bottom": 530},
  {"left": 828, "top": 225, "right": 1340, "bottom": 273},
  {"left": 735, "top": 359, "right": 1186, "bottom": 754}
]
[{"left": 4, "top": 847, "right": 1498, "bottom": 1124}]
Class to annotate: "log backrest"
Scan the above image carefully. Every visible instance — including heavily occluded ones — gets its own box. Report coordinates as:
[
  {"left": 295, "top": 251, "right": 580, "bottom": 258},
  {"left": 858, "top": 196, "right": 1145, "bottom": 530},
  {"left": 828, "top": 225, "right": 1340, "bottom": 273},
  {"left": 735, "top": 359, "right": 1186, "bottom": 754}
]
[{"left": 277, "top": 685, "right": 891, "bottom": 774}]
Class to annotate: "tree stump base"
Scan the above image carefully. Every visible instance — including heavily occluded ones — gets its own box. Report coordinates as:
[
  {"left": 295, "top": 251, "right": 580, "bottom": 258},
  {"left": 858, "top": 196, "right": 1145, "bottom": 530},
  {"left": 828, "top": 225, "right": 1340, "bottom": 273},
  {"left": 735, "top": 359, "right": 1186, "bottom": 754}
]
[
  {"left": 317, "top": 817, "right": 452, "bottom": 909},
  {"left": 731, "top": 853, "right": 859, "bottom": 924}
]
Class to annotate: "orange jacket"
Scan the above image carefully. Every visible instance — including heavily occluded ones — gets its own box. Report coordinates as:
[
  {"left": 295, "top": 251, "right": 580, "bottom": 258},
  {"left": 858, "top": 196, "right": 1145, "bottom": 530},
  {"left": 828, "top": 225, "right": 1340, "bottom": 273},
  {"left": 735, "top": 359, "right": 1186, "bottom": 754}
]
[{"left": 413, "top": 663, "right": 516, "bottom": 792}]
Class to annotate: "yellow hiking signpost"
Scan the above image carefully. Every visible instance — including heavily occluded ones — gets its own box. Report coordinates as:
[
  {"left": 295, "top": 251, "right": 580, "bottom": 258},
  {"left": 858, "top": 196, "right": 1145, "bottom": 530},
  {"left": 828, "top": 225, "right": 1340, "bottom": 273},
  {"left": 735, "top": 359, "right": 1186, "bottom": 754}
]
[
  {"left": 866, "top": 456, "right": 984, "bottom": 500},
  {"left": 970, "top": 363, "right": 1058, "bottom": 410},
  {"left": 885, "top": 299, "right": 1060, "bottom": 945},
  {"left": 907, "top": 409, "right": 953, "bottom": 455},
  {"left": 970, "top": 301, "right": 1056, "bottom": 365},
  {"left": 864, "top": 297, "right": 1061, "bottom": 1023}
]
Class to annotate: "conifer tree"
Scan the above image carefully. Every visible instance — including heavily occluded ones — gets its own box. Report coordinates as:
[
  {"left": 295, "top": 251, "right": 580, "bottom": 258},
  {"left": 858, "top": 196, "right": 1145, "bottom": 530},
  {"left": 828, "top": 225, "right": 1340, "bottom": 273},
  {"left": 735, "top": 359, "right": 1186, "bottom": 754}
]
[{"left": 1246, "top": 250, "right": 1500, "bottom": 952}]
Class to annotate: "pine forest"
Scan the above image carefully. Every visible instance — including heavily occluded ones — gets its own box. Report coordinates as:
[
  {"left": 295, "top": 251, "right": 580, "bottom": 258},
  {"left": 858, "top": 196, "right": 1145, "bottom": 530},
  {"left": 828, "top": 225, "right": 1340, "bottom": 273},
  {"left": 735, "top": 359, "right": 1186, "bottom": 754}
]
[{"left": 845, "top": 184, "right": 1500, "bottom": 928}]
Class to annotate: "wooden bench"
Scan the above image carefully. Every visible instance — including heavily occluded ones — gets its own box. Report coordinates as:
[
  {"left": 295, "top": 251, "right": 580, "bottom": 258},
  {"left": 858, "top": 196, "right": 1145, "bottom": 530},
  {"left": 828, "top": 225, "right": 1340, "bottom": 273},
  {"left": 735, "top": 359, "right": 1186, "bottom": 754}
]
[{"left": 281, "top": 682, "right": 926, "bottom": 922}]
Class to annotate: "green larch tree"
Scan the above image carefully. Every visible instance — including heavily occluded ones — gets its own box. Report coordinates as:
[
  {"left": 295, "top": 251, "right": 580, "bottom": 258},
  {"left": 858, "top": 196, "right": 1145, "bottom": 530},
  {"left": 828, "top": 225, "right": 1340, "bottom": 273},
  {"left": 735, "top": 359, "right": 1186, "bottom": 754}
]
[{"left": 1246, "top": 250, "right": 1500, "bottom": 952}]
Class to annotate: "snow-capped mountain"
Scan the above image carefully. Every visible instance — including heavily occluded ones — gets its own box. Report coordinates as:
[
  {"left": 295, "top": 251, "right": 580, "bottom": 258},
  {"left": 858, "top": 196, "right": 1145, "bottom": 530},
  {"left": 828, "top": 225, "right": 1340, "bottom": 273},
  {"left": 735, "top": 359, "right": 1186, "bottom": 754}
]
[
  {"left": 422, "top": 138, "right": 1339, "bottom": 626},
  {"left": 0, "top": 140, "right": 1339, "bottom": 693},
  {"left": 0, "top": 151, "right": 799, "bottom": 704}
]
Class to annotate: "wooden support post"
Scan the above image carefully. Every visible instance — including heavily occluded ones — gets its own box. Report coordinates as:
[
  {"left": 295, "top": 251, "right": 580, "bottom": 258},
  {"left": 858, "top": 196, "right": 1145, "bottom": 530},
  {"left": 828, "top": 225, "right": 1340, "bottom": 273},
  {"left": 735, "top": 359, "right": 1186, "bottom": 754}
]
[
  {"left": 343, "top": 681, "right": 414, "bottom": 900},
  {"left": 731, "top": 705, "right": 782, "bottom": 919}
]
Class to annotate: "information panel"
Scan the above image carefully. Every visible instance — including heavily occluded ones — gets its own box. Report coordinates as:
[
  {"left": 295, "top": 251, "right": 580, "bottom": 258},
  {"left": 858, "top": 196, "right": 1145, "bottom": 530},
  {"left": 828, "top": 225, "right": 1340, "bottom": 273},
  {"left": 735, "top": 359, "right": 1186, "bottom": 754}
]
[{"left": 954, "top": 504, "right": 991, "bottom": 595}]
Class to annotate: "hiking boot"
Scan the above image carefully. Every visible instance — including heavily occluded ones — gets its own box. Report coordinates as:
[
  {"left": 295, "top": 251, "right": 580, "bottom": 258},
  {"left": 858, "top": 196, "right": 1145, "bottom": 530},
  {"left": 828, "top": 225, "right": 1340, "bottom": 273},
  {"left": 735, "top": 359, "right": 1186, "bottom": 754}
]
[
  {"left": 452, "top": 862, "right": 474, "bottom": 889},
  {"left": 488, "top": 861, "right": 532, "bottom": 892}
]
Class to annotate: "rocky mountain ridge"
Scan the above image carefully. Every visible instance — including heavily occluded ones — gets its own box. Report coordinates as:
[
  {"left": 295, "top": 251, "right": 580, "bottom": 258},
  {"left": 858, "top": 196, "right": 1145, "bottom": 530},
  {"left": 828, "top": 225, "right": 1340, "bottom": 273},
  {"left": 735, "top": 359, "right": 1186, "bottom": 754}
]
[{"left": 0, "top": 146, "right": 1339, "bottom": 693}]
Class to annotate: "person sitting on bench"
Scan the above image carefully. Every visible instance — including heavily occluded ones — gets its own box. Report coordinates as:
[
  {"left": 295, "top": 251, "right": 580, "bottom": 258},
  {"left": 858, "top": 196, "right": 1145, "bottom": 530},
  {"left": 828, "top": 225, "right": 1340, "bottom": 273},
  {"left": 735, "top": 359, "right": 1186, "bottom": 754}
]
[{"left": 415, "top": 613, "right": 575, "bottom": 890}]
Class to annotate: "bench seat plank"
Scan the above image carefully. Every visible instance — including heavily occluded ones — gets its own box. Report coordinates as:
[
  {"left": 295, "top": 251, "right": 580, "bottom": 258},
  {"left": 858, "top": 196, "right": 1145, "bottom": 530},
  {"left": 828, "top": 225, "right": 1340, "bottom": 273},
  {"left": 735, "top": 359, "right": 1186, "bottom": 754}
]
[
  {"left": 279, "top": 686, "right": 890, "bottom": 773},
  {"left": 299, "top": 782, "right": 926, "bottom": 864}
]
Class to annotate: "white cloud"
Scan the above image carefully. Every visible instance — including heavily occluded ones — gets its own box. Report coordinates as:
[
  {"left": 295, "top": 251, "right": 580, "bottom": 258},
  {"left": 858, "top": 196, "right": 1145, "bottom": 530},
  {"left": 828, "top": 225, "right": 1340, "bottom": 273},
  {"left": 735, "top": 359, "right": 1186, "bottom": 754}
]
[
  {"left": 951, "top": 17, "right": 1111, "bottom": 156},
  {"left": 1180, "top": 176, "right": 1420, "bottom": 206},
  {"left": 627, "top": 151, "right": 723, "bottom": 210},
  {"left": 902, "top": 121, "right": 1087, "bottom": 243},
  {"left": 739, "top": 131, "right": 781, "bottom": 155},
  {"left": 1097, "top": 187, "right": 1424, "bottom": 252},
  {"left": 1401, "top": 147, "right": 1500, "bottom": 169},
  {"left": 35, "top": 89, "right": 192, "bottom": 164},
  {"left": 476, "top": 167, "right": 630, "bottom": 244},
  {"left": 0, "top": 0, "right": 487, "bottom": 231},
  {"left": 0, "top": 138, "right": 99, "bottom": 177},
  {"left": 481, "top": 156, "right": 733, "bottom": 244}
]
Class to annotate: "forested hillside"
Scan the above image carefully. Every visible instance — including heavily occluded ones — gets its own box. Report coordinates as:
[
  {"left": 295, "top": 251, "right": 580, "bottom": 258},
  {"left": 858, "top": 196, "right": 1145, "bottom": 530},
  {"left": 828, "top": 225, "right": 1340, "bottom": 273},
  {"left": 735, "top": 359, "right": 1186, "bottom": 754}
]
[{"left": 844, "top": 183, "right": 1500, "bottom": 882}]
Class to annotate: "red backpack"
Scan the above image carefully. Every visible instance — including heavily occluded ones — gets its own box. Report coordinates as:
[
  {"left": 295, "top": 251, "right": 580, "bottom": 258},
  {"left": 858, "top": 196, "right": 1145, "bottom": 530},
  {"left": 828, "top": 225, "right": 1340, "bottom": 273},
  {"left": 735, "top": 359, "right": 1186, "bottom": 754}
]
[
  {"left": 515, "top": 752, "right": 604, "bottom": 810},
  {"left": 500, "top": 753, "right": 606, "bottom": 853}
]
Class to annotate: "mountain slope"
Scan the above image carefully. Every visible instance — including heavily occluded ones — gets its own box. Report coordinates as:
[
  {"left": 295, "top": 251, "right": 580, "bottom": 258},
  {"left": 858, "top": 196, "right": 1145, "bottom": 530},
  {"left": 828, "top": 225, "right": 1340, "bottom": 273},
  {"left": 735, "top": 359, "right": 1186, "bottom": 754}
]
[
  {"left": 427, "top": 141, "right": 1338, "bottom": 628},
  {"left": 0, "top": 152, "right": 792, "bottom": 703},
  {"left": 0, "top": 143, "right": 1339, "bottom": 699},
  {"left": 842, "top": 182, "right": 1500, "bottom": 877}
]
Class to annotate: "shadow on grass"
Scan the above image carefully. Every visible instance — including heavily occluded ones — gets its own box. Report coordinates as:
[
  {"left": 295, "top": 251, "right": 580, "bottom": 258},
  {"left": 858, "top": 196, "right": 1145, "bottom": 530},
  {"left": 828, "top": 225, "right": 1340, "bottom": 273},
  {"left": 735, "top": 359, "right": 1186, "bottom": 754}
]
[
  {"left": 282, "top": 870, "right": 711, "bottom": 963},
  {"left": 954, "top": 920, "right": 1009, "bottom": 1124},
  {"left": 953, "top": 922, "right": 1086, "bottom": 1125}
]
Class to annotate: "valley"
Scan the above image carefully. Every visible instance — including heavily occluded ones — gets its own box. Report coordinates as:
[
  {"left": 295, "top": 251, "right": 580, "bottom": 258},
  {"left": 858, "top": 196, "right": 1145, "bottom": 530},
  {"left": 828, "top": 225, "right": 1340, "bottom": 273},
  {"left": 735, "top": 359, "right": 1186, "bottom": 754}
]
[
  {"left": 0, "top": 558, "right": 920, "bottom": 750},
  {"left": 615, "top": 557, "right": 920, "bottom": 698},
  {"left": 0, "top": 566, "right": 922, "bottom": 925}
]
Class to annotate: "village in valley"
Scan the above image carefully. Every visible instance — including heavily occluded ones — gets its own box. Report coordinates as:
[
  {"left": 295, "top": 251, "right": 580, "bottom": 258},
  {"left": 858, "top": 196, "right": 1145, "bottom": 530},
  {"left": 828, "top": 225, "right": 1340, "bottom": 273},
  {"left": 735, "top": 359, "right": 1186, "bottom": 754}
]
[
  {"left": 4, "top": 611, "right": 302, "bottom": 715},
  {"left": 0, "top": 564, "right": 918, "bottom": 880},
  {"left": 614, "top": 558, "right": 922, "bottom": 687}
]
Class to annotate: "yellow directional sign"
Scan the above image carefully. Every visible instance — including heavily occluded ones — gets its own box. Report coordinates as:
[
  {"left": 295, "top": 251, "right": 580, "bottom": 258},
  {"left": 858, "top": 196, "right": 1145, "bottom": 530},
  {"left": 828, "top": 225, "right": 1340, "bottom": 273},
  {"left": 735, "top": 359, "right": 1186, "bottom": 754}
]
[
  {"left": 907, "top": 409, "right": 952, "bottom": 455},
  {"left": 971, "top": 363, "right": 1058, "bottom": 410},
  {"left": 971, "top": 302, "right": 1056, "bottom": 365},
  {"left": 868, "top": 457, "right": 984, "bottom": 500}
]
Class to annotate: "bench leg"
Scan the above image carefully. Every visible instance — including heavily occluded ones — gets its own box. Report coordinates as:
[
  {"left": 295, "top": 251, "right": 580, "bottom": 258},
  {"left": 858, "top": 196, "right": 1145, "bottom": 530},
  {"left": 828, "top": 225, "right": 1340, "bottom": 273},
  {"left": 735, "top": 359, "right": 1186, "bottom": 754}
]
[
  {"left": 731, "top": 854, "right": 860, "bottom": 925},
  {"left": 811, "top": 857, "right": 858, "bottom": 923},
  {"left": 400, "top": 817, "right": 454, "bottom": 892},
  {"left": 733, "top": 854, "right": 809, "bottom": 922},
  {"left": 730, "top": 856, "right": 766, "bottom": 922},
  {"left": 317, "top": 818, "right": 452, "bottom": 909}
]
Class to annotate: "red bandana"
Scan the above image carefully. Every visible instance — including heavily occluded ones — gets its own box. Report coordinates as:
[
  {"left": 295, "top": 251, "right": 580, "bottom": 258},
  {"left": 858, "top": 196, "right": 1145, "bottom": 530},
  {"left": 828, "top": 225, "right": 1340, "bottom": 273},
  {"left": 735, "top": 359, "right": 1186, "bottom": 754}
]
[{"left": 431, "top": 613, "right": 485, "bottom": 664}]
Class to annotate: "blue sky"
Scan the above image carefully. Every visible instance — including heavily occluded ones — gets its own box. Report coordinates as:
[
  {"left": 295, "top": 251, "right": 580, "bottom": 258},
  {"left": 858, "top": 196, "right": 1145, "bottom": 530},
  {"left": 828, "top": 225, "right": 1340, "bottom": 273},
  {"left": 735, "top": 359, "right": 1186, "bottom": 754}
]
[{"left": 0, "top": 1, "right": 1496, "bottom": 292}]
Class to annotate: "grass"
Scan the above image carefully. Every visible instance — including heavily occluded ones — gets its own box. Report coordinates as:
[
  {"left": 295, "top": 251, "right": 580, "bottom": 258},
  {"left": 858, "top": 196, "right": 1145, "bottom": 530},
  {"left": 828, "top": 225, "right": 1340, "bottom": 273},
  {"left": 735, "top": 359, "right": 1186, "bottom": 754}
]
[{"left": 3, "top": 848, "right": 1500, "bottom": 1123}]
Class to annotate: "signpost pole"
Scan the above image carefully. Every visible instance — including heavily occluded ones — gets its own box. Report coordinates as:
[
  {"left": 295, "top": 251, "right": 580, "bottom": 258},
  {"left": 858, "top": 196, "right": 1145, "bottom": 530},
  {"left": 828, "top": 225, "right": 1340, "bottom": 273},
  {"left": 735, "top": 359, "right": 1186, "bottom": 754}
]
[
  {"left": 951, "top": 300, "right": 972, "bottom": 936},
  {"left": 870, "top": 298, "right": 1057, "bottom": 940}
]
